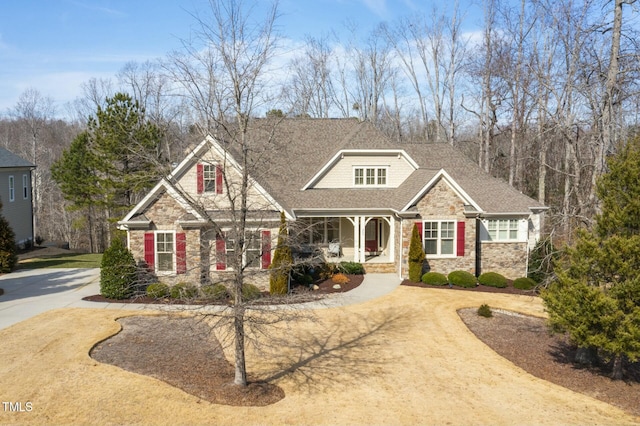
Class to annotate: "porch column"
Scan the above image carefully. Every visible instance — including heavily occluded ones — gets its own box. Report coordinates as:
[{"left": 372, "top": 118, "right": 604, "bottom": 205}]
[
  {"left": 388, "top": 215, "right": 395, "bottom": 261},
  {"left": 361, "top": 216, "right": 369, "bottom": 263},
  {"left": 351, "top": 216, "right": 361, "bottom": 263}
]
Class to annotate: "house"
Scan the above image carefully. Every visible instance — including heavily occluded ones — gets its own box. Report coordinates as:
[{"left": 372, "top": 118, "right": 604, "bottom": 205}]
[
  {"left": 0, "top": 147, "right": 35, "bottom": 247},
  {"left": 119, "top": 119, "right": 547, "bottom": 287}
]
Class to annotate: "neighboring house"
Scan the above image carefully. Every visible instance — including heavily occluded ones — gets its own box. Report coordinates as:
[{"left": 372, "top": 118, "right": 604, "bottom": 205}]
[
  {"left": 0, "top": 147, "right": 35, "bottom": 247},
  {"left": 119, "top": 119, "right": 547, "bottom": 287}
]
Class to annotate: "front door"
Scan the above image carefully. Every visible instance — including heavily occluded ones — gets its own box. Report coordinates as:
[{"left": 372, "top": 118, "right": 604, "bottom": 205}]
[{"left": 365, "top": 219, "right": 378, "bottom": 253}]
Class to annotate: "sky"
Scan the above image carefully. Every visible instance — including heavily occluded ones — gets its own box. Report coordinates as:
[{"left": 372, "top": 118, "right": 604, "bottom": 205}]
[{"left": 0, "top": 0, "right": 482, "bottom": 116}]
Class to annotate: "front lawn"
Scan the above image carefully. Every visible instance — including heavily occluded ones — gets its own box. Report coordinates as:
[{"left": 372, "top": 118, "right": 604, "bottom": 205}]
[{"left": 17, "top": 253, "right": 102, "bottom": 269}]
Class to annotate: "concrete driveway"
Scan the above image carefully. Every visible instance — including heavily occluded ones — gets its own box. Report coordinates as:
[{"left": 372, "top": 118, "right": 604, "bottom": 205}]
[{"left": 0, "top": 268, "right": 100, "bottom": 330}]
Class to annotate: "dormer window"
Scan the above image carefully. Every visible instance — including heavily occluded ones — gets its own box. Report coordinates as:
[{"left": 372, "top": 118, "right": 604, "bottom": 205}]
[{"left": 354, "top": 167, "right": 387, "bottom": 187}]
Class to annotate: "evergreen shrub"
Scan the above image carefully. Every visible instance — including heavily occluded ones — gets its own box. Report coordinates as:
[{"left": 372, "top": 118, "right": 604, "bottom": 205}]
[
  {"left": 408, "top": 223, "right": 426, "bottom": 282},
  {"left": 242, "top": 283, "right": 262, "bottom": 300},
  {"left": 478, "top": 272, "right": 508, "bottom": 288},
  {"left": 421, "top": 272, "right": 448, "bottom": 286},
  {"left": 146, "top": 282, "right": 169, "bottom": 298},
  {"left": 513, "top": 277, "right": 536, "bottom": 290},
  {"left": 100, "top": 237, "right": 136, "bottom": 299},
  {"left": 270, "top": 212, "right": 292, "bottom": 295},
  {"left": 0, "top": 200, "right": 17, "bottom": 273},
  {"left": 448, "top": 270, "right": 477, "bottom": 288},
  {"left": 170, "top": 282, "right": 198, "bottom": 299},
  {"left": 477, "top": 304, "right": 493, "bottom": 318},
  {"left": 201, "top": 283, "right": 229, "bottom": 300},
  {"left": 338, "top": 261, "right": 365, "bottom": 275}
]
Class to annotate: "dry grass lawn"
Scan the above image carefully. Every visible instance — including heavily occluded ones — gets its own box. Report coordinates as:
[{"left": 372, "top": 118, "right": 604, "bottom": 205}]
[{"left": 1, "top": 286, "right": 639, "bottom": 425}]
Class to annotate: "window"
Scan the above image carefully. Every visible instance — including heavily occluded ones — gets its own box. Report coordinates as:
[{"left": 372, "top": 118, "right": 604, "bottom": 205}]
[
  {"left": 203, "top": 164, "right": 216, "bottom": 192},
  {"left": 223, "top": 230, "right": 269, "bottom": 269},
  {"left": 354, "top": 167, "right": 387, "bottom": 186},
  {"left": 423, "top": 221, "right": 455, "bottom": 256},
  {"left": 22, "top": 175, "right": 29, "bottom": 199},
  {"left": 487, "top": 219, "right": 518, "bottom": 241},
  {"left": 8, "top": 176, "right": 14, "bottom": 202},
  {"left": 301, "top": 217, "right": 340, "bottom": 244},
  {"left": 156, "top": 232, "right": 174, "bottom": 272}
]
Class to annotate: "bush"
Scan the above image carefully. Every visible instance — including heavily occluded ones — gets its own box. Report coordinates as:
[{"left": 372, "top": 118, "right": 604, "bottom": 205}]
[
  {"left": 242, "top": 283, "right": 262, "bottom": 301},
  {"left": 332, "top": 273, "right": 350, "bottom": 284},
  {"left": 408, "top": 224, "right": 426, "bottom": 282},
  {"left": 146, "top": 282, "right": 169, "bottom": 298},
  {"left": 513, "top": 277, "right": 536, "bottom": 290},
  {"left": 270, "top": 212, "right": 292, "bottom": 295},
  {"left": 338, "top": 261, "right": 365, "bottom": 275},
  {"left": 448, "top": 270, "right": 477, "bottom": 288},
  {"left": 477, "top": 304, "right": 493, "bottom": 318},
  {"left": 201, "top": 283, "right": 229, "bottom": 300},
  {"left": 0, "top": 200, "right": 17, "bottom": 273},
  {"left": 170, "top": 282, "right": 198, "bottom": 299},
  {"left": 528, "top": 237, "right": 558, "bottom": 284},
  {"left": 100, "top": 237, "right": 136, "bottom": 299},
  {"left": 421, "top": 272, "right": 448, "bottom": 286},
  {"left": 478, "top": 272, "right": 507, "bottom": 288}
]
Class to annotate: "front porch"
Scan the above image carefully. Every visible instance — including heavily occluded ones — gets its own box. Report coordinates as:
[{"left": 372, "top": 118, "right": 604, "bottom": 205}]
[{"left": 293, "top": 215, "right": 397, "bottom": 272}]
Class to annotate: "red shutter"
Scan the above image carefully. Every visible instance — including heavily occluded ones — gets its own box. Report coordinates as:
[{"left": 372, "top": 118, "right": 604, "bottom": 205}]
[
  {"left": 216, "top": 233, "right": 226, "bottom": 270},
  {"left": 416, "top": 221, "right": 423, "bottom": 237},
  {"left": 197, "top": 163, "right": 204, "bottom": 194},
  {"left": 261, "top": 230, "right": 271, "bottom": 269},
  {"left": 457, "top": 221, "right": 466, "bottom": 256},
  {"left": 144, "top": 233, "right": 155, "bottom": 270},
  {"left": 176, "top": 233, "right": 186, "bottom": 274},
  {"left": 215, "top": 164, "right": 223, "bottom": 194}
]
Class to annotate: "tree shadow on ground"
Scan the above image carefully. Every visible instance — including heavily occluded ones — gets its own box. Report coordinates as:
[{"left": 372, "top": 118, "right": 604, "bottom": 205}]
[{"left": 260, "top": 307, "right": 417, "bottom": 393}]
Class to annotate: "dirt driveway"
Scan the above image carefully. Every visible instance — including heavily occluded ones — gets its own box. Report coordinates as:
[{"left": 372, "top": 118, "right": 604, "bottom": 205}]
[{"left": 0, "top": 286, "right": 637, "bottom": 425}]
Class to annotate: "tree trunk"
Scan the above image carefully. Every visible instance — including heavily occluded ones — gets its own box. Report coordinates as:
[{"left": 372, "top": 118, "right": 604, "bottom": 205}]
[
  {"left": 233, "top": 306, "right": 247, "bottom": 386},
  {"left": 611, "top": 354, "right": 624, "bottom": 380}
]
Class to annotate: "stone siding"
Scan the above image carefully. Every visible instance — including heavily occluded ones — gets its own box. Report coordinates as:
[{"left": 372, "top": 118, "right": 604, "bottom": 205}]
[
  {"left": 401, "top": 178, "right": 477, "bottom": 278},
  {"left": 479, "top": 242, "right": 528, "bottom": 279}
]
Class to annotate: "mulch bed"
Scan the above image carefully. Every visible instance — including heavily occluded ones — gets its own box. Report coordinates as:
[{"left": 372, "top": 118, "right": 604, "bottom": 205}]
[
  {"left": 459, "top": 308, "right": 640, "bottom": 417},
  {"left": 83, "top": 274, "right": 364, "bottom": 305},
  {"left": 401, "top": 279, "right": 536, "bottom": 296}
]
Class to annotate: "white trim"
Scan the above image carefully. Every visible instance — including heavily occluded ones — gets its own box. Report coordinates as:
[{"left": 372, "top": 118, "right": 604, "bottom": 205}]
[
  {"left": 422, "top": 219, "right": 457, "bottom": 258},
  {"left": 402, "top": 169, "right": 482, "bottom": 213},
  {"left": 154, "top": 230, "right": 176, "bottom": 274},
  {"left": 302, "top": 149, "right": 419, "bottom": 190},
  {"left": 8, "top": 175, "right": 14, "bottom": 202},
  {"left": 22, "top": 174, "right": 28, "bottom": 199}
]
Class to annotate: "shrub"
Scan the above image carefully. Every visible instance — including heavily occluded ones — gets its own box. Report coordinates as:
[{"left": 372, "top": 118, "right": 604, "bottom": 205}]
[
  {"left": 338, "top": 261, "right": 365, "bottom": 275},
  {"left": 408, "top": 223, "right": 426, "bottom": 282},
  {"left": 513, "top": 277, "right": 536, "bottom": 290},
  {"left": 170, "top": 282, "right": 198, "bottom": 299},
  {"left": 0, "top": 200, "right": 17, "bottom": 273},
  {"left": 528, "top": 237, "right": 558, "bottom": 284},
  {"left": 332, "top": 273, "right": 350, "bottom": 285},
  {"left": 146, "top": 282, "right": 169, "bottom": 298},
  {"left": 201, "top": 283, "right": 229, "bottom": 300},
  {"left": 478, "top": 272, "right": 508, "bottom": 288},
  {"left": 421, "top": 272, "right": 448, "bottom": 286},
  {"left": 477, "top": 304, "right": 493, "bottom": 318},
  {"left": 270, "top": 212, "right": 292, "bottom": 295},
  {"left": 448, "top": 270, "right": 477, "bottom": 288},
  {"left": 242, "top": 283, "right": 262, "bottom": 301},
  {"left": 100, "top": 237, "right": 136, "bottom": 299}
]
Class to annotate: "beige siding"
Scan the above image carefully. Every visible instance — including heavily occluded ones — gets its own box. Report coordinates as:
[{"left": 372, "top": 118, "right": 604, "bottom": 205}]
[
  {"left": 314, "top": 154, "right": 414, "bottom": 188},
  {"left": 0, "top": 170, "right": 33, "bottom": 244},
  {"left": 175, "top": 149, "right": 275, "bottom": 211}
]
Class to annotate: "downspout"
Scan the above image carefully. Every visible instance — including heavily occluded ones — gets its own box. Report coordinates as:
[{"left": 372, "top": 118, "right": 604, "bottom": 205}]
[{"left": 475, "top": 217, "right": 482, "bottom": 277}]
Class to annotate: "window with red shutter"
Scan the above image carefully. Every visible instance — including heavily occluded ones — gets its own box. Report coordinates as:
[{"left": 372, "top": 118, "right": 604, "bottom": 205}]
[
  {"left": 144, "top": 233, "right": 154, "bottom": 270},
  {"left": 176, "top": 233, "right": 186, "bottom": 274},
  {"left": 261, "top": 230, "right": 271, "bottom": 269}
]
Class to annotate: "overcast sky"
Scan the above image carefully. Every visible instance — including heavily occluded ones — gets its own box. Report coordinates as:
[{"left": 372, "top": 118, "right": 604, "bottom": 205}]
[{"left": 0, "top": 0, "right": 483, "bottom": 115}]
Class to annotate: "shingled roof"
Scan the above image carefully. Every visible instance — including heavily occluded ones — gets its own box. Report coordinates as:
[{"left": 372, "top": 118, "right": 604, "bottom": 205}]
[
  {"left": 214, "top": 118, "right": 544, "bottom": 215},
  {"left": 0, "top": 147, "right": 35, "bottom": 169}
]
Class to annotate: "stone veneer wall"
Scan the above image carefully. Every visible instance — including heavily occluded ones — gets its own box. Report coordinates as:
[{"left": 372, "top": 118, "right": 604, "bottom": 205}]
[
  {"left": 400, "top": 178, "right": 477, "bottom": 278},
  {"left": 129, "top": 192, "right": 274, "bottom": 289},
  {"left": 479, "top": 242, "right": 528, "bottom": 279}
]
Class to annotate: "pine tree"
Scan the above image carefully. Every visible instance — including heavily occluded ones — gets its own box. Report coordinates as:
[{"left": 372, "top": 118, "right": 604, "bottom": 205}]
[
  {"left": 269, "top": 212, "right": 292, "bottom": 294},
  {"left": 0, "top": 200, "right": 17, "bottom": 273},
  {"left": 542, "top": 137, "right": 640, "bottom": 379},
  {"left": 408, "top": 223, "right": 425, "bottom": 282}
]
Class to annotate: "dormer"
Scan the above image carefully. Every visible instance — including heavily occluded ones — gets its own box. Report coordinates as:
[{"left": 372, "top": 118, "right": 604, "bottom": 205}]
[{"left": 303, "top": 149, "right": 418, "bottom": 190}]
